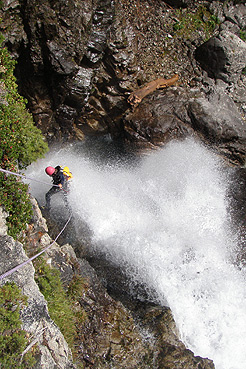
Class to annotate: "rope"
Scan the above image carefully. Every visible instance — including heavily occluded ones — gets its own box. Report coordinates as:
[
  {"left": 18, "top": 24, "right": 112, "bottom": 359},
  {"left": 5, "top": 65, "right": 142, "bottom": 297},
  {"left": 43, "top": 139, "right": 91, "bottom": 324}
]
[
  {"left": 0, "top": 166, "right": 73, "bottom": 280},
  {"left": 0, "top": 213, "right": 72, "bottom": 281},
  {"left": 0, "top": 168, "right": 60, "bottom": 187}
]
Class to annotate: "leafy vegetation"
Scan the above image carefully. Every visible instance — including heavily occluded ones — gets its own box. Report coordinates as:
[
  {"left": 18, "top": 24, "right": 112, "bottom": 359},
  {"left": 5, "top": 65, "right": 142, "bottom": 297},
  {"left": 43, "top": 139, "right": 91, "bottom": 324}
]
[
  {"left": 0, "top": 282, "right": 37, "bottom": 368},
  {"left": 0, "top": 33, "right": 48, "bottom": 238},
  {"left": 34, "top": 257, "right": 88, "bottom": 364},
  {"left": 239, "top": 29, "right": 246, "bottom": 42},
  {"left": 34, "top": 258, "right": 77, "bottom": 348},
  {"left": 173, "top": 5, "right": 219, "bottom": 41}
]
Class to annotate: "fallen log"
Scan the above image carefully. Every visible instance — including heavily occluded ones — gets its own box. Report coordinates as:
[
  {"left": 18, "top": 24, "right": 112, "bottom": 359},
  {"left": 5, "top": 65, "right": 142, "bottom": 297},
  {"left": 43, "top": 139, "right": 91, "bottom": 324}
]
[{"left": 127, "top": 74, "right": 179, "bottom": 108}]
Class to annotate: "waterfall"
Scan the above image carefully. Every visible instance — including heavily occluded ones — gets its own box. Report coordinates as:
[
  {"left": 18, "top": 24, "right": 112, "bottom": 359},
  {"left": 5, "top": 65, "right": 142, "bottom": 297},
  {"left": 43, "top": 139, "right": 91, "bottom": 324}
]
[{"left": 25, "top": 137, "right": 246, "bottom": 369}]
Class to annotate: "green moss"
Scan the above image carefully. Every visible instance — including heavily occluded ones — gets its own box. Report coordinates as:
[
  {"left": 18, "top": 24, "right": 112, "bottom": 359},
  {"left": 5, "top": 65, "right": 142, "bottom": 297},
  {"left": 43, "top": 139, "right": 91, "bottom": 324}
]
[
  {"left": 0, "top": 282, "right": 37, "bottom": 368},
  {"left": 0, "top": 33, "right": 48, "bottom": 238},
  {"left": 173, "top": 6, "right": 219, "bottom": 41},
  {"left": 239, "top": 30, "right": 246, "bottom": 42}
]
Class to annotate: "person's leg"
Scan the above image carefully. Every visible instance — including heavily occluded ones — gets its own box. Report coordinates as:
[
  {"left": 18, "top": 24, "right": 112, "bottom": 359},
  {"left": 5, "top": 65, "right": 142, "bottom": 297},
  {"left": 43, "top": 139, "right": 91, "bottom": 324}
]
[{"left": 45, "top": 186, "right": 60, "bottom": 210}]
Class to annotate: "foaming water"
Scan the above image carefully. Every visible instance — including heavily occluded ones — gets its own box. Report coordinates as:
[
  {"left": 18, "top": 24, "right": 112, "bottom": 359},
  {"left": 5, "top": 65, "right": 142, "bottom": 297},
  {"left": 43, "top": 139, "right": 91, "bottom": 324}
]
[{"left": 26, "top": 138, "right": 246, "bottom": 369}]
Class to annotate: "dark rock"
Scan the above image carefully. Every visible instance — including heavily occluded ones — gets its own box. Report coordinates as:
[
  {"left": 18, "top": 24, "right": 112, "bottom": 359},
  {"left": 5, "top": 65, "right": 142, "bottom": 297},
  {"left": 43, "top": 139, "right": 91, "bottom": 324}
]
[
  {"left": 195, "top": 31, "right": 246, "bottom": 84},
  {"left": 122, "top": 83, "right": 246, "bottom": 165},
  {"left": 0, "top": 0, "right": 27, "bottom": 59},
  {"left": 188, "top": 85, "right": 246, "bottom": 164},
  {"left": 55, "top": 104, "right": 77, "bottom": 138},
  {"left": 223, "top": 2, "right": 246, "bottom": 29},
  {"left": 85, "top": 0, "right": 114, "bottom": 64},
  {"left": 164, "top": 0, "right": 195, "bottom": 8},
  {"left": 47, "top": 41, "right": 78, "bottom": 75},
  {"left": 2, "top": 0, "right": 245, "bottom": 147},
  {"left": 65, "top": 66, "right": 95, "bottom": 107},
  {"left": 227, "top": 168, "right": 246, "bottom": 268},
  {"left": 137, "top": 305, "right": 215, "bottom": 369},
  {"left": 123, "top": 87, "right": 195, "bottom": 148},
  {"left": 157, "top": 344, "right": 215, "bottom": 369}
]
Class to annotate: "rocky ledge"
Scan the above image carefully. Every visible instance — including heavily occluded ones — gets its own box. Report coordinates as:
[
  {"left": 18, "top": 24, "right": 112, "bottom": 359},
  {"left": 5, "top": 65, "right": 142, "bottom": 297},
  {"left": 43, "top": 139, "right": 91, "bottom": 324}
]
[{"left": 0, "top": 198, "right": 215, "bottom": 368}]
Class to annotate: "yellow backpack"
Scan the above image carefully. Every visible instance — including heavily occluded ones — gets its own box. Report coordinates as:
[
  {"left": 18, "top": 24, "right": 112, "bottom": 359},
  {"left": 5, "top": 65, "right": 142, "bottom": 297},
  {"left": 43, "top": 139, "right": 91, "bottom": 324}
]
[{"left": 62, "top": 166, "right": 73, "bottom": 180}]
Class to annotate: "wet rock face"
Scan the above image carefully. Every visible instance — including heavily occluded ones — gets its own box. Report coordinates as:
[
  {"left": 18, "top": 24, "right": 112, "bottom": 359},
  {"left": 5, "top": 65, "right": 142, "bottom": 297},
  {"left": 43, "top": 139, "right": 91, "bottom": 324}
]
[
  {"left": 124, "top": 84, "right": 246, "bottom": 165},
  {"left": 123, "top": 87, "right": 194, "bottom": 147},
  {"left": 227, "top": 168, "right": 246, "bottom": 268},
  {"left": 16, "top": 0, "right": 101, "bottom": 139},
  {"left": 0, "top": 0, "right": 246, "bottom": 157},
  {"left": 1, "top": 0, "right": 141, "bottom": 140}
]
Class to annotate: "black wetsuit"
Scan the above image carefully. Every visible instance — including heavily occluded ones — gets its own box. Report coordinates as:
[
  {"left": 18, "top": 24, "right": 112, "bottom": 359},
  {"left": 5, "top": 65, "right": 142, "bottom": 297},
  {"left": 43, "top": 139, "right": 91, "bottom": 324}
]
[{"left": 45, "top": 169, "right": 68, "bottom": 210}]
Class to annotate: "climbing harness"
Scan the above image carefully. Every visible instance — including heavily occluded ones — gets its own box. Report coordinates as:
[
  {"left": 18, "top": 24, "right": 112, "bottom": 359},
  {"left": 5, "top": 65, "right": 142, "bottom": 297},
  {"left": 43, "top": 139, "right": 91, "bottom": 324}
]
[{"left": 0, "top": 166, "right": 73, "bottom": 281}]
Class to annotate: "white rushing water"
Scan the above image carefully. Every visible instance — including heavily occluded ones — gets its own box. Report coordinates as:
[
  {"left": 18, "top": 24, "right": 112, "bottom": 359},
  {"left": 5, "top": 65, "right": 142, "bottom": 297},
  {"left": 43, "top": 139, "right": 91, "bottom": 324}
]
[{"left": 26, "top": 137, "right": 246, "bottom": 369}]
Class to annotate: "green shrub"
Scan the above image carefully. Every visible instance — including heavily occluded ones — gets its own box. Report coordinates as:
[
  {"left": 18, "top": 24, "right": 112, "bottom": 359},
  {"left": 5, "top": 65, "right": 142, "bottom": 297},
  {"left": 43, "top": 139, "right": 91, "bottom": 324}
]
[
  {"left": 0, "top": 33, "right": 48, "bottom": 238},
  {"left": 0, "top": 282, "right": 36, "bottom": 368},
  {"left": 0, "top": 175, "right": 32, "bottom": 239}
]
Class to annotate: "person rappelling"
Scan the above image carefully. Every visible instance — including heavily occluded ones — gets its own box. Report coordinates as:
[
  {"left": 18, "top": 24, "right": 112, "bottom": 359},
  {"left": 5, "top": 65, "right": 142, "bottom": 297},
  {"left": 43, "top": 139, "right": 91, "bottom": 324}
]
[{"left": 44, "top": 165, "right": 72, "bottom": 211}]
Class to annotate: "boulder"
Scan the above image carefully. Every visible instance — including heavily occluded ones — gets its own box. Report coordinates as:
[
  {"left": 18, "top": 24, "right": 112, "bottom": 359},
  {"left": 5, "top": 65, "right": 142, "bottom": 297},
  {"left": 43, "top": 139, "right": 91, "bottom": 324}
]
[
  {"left": 188, "top": 84, "right": 246, "bottom": 164},
  {"left": 195, "top": 31, "right": 246, "bottom": 84},
  {"left": 123, "top": 87, "right": 194, "bottom": 148},
  {"left": 123, "top": 83, "right": 246, "bottom": 165}
]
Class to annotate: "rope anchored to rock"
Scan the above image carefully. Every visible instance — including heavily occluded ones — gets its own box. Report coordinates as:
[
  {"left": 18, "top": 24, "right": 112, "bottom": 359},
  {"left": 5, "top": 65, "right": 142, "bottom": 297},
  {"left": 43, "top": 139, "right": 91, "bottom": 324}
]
[
  {"left": 0, "top": 166, "right": 72, "bottom": 280},
  {"left": 0, "top": 167, "right": 61, "bottom": 187},
  {"left": 0, "top": 213, "right": 72, "bottom": 281}
]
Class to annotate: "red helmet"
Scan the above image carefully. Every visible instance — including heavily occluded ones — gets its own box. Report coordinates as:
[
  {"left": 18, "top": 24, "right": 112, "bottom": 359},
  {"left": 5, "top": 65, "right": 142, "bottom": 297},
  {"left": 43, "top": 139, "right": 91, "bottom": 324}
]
[{"left": 45, "top": 166, "right": 55, "bottom": 176}]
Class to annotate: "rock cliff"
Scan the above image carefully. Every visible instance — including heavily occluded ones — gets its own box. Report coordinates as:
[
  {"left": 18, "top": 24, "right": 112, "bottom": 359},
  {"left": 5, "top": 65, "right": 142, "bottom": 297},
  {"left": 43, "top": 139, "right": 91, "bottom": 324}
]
[
  {"left": 0, "top": 0, "right": 246, "bottom": 367},
  {"left": 0, "top": 0, "right": 245, "bottom": 164},
  {"left": 0, "top": 206, "right": 75, "bottom": 369}
]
